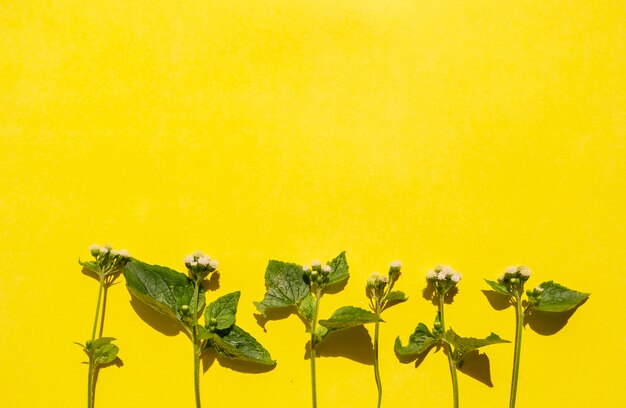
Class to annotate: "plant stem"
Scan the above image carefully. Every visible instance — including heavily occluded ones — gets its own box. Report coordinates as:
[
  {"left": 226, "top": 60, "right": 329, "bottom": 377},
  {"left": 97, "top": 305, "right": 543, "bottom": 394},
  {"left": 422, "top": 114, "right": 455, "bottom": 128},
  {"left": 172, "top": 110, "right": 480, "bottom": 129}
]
[
  {"left": 191, "top": 281, "right": 202, "bottom": 408},
  {"left": 374, "top": 319, "right": 382, "bottom": 408},
  {"left": 310, "top": 288, "right": 322, "bottom": 408},
  {"left": 88, "top": 274, "right": 105, "bottom": 408},
  {"left": 509, "top": 291, "right": 524, "bottom": 408},
  {"left": 440, "top": 295, "right": 459, "bottom": 408}
]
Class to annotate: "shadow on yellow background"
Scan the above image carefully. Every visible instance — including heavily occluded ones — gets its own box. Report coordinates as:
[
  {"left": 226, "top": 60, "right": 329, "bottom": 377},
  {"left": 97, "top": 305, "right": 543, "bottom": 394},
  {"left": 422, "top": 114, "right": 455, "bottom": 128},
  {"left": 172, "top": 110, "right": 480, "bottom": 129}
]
[{"left": 1, "top": 1, "right": 624, "bottom": 407}]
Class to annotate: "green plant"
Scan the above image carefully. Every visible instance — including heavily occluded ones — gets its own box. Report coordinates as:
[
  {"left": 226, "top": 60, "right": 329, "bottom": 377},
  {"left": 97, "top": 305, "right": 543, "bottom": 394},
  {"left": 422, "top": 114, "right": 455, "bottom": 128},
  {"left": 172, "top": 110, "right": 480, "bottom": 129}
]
[
  {"left": 254, "top": 251, "right": 381, "bottom": 408},
  {"left": 365, "top": 261, "right": 407, "bottom": 408},
  {"left": 124, "top": 251, "right": 275, "bottom": 408},
  {"left": 76, "top": 244, "right": 130, "bottom": 408},
  {"left": 396, "top": 265, "right": 509, "bottom": 408},
  {"left": 485, "top": 266, "right": 590, "bottom": 408}
]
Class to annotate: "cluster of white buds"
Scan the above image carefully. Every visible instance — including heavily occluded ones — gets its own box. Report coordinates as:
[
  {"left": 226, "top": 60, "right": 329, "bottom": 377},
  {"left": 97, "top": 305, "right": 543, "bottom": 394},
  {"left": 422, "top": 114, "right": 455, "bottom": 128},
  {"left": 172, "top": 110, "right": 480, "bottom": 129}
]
[
  {"left": 497, "top": 265, "right": 531, "bottom": 284},
  {"left": 367, "top": 271, "right": 389, "bottom": 289},
  {"left": 525, "top": 284, "right": 544, "bottom": 306},
  {"left": 303, "top": 260, "right": 332, "bottom": 287},
  {"left": 184, "top": 250, "right": 219, "bottom": 281},
  {"left": 366, "top": 260, "right": 403, "bottom": 305},
  {"left": 426, "top": 265, "right": 462, "bottom": 295},
  {"left": 88, "top": 243, "right": 131, "bottom": 274}
]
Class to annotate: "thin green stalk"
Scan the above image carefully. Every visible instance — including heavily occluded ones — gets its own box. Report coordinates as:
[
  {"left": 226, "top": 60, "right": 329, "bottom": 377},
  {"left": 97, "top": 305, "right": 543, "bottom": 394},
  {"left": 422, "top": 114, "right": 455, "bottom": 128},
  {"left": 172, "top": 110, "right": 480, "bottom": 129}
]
[
  {"left": 310, "top": 288, "right": 322, "bottom": 408},
  {"left": 191, "top": 281, "right": 202, "bottom": 408},
  {"left": 374, "top": 319, "right": 382, "bottom": 408},
  {"left": 439, "top": 295, "right": 459, "bottom": 408},
  {"left": 509, "top": 292, "right": 524, "bottom": 408},
  {"left": 88, "top": 274, "right": 105, "bottom": 408}
]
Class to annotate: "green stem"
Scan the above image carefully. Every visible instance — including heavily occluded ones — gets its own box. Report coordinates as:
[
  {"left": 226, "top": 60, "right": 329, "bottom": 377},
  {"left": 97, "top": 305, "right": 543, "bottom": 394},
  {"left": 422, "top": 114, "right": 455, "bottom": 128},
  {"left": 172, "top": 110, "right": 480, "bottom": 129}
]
[
  {"left": 88, "top": 274, "right": 105, "bottom": 408},
  {"left": 509, "top": 292, "right": 524, "bottom": 408},
  {"left": 310, "top": 288, "right": 321, "bottom": 408},
  {"left": 440, "top": 295, "right": 459, "bottom": 408},
  {"left": 374, "top": 319, "right": 382, "bottom": 408},
  {"left": 191, "top": 281, "right": 202, "bottom": 408}
]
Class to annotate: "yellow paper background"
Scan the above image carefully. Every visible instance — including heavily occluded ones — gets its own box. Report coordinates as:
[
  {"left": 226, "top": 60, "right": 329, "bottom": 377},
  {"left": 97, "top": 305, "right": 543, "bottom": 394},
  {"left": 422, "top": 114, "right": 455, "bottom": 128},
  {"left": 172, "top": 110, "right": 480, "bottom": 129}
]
[{"left": 1, "top": 1, "right": 624, "bottom": 406}]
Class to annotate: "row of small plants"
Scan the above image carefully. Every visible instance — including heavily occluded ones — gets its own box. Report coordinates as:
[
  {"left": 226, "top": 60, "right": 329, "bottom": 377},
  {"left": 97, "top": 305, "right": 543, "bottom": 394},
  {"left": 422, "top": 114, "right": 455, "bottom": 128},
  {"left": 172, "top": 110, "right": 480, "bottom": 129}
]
[{"left": 77, "top": 245, "right": 589, "bottom": 408}]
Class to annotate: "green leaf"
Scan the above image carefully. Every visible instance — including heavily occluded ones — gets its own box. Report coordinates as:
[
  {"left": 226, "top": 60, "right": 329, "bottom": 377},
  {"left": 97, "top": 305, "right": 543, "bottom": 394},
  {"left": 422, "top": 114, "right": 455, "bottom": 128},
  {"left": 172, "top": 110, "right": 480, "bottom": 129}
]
[
  {"left": 533, "top": 281, "right": 590, "bottom": 312},
  {"left": 484, "top": 279, "right": 510, "bottom": 296},
  {"left": 394, "top": 323, "right": 437, "bottom": 358},
  {"left": 211, "top": 325, "right": 275, "bottom": 365},
  {"left": 298, "top": 292, "right": 316, "bottom": 324},
  {"left": 326, "top": 251, "right": 349, "bottom": 286},
  {"left": 383, "top": 291, "right": 408, "bottom": 311},
  {"left": 79, "top": 259, "right": 99, "bottom": 274},
  {"left": 318, "top": 306, "right": 381, "bottom": 337},
  {"left": 254, "top": 260, "right": 310, "bottom": 316},
  {"left": 92, "top": 337, "right": 119, "bottom": 366},
  {"left": 124, "top": 259, "right": 205, "bottom": 329},
  {"left": 444, "top": 327, "right": 509, "bottom": 362},
  {"left": 205, "top": 291, "right": 240, "bottom": 330}
]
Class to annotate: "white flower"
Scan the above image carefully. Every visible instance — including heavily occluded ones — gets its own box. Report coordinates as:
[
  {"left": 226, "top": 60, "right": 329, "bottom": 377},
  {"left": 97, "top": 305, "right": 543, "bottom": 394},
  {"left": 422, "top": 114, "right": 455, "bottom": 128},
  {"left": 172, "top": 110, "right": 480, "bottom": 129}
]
[
  {"left": 504, "top": 266, "right": 517, "bottom": 276},
  {"left": 380, "top": 275, "right": 389, "bottom": 284},
  {"left": 441, "top": 265, "right": 454, "bottom": 276},
  {"left": 390, "top": 260, "right": 402, "bottom": 268},
  {"left": 99, "top": 246, "right": 109, "bottom": 254},
  {"left": 303, "top": 265, "right": 311, "bottom": 272},
  {"left": 370, "top": 272, "right": 381, "bottom": 280},
  {"left": 367, "top": 277, "right": 377, "bottom": 286},
  {"left": 190, "top": 261, "right": 198, "bottom": 267},
  {"left": 535, "top": 286, "right": 544, "bottom": 292},
  {"left": 89, "top": 244, "right": 100, "bottom": 252},
  {"left": 112, "top": 249, "right": 130, "bottom": 258},
  {"left": 322, "top": 265, "right": 331, "bottom": 273},
  {"left": 451, "top": 273, "right": 462, "bottom": 283},
  {"left": 184, "top": 255, "right": 194, "bottom": 265},
  {"left": 192, "top": 250, "right": 204, "bottom": 258},
  {"left": 426, "top": 270, "right": 438, "bottom": 280},
  {"left": 311, "top": 260, "right": 321, "bottom": 267},
  {"left": 437, "top": 272, "right": 447, "bottom": 280},
  {"left": 209, "top": 259, "right": 219, "bottom": 269},
  {"left": 197, "top": 255, "right": 210, "bottom": 266},
  {"left": 519, "top": 266, "right": 531, "bottom": 277}
]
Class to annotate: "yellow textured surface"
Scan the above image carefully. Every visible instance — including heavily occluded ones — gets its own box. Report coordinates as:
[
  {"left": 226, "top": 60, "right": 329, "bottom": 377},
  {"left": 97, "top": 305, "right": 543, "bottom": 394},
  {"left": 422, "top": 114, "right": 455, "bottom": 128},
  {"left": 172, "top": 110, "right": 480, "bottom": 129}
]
[{"left": 1, "top": 1, "right": 625, "bottom": 407}]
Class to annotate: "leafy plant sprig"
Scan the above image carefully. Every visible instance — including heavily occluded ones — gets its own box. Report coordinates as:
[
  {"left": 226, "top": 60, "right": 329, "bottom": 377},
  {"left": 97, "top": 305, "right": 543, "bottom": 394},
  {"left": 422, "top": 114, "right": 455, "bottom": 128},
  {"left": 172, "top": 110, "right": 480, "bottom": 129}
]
[
  {"left": 366, "top": 261, "right": 407, "bottom": 408},
  {"left": 254, "top": 251, "right": 381, "bottom": 408},
  {"left": 76, "top": 244, "right": 130, "bottom": 408},
  {"left": 485, "top": 266, "right": 590, "bottom": 408},
  {"left": 396, "top": 265, "right": 509, "bottom": 408},
  {"left": 125, "top": 251, "right": 275, "bottom": 408}
]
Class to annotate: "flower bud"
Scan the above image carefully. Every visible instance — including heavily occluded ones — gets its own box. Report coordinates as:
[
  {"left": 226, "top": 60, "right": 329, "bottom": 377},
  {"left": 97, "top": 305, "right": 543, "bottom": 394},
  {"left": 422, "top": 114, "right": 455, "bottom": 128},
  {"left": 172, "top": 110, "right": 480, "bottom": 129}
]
[
  {"left": 321, "top": 265, "right": 331, "bottom": 276},
  {"left": 89, "top": 244, "right": 100, "bottom": 257},
  {"left": 311, "top": 260, "right": 322, "bottom": 272}
]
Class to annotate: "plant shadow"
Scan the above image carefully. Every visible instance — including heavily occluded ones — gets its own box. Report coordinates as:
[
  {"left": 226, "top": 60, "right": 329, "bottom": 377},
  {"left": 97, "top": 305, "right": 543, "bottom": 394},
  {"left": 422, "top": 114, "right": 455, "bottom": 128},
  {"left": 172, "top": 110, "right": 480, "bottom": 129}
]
[
  {"left": 254, "top": 306, "right": 299, "bottom": 332},
  {"left": 201, "top": 347, "right": 275, "bottom": 374},
  {"left": 303, "top": 325, "right": 374, "bottom": 365},
  {"left": 481, "top": 290, "right": 513, "bottom": 311},
  {"left": 457, "top": 350, "right": 494, "bottom": 387},
  {"left": 524, "top": 298, "right": 589, "bottom": 336},
  {"left": 423, "top": 284, "right": 458, "bottom": 306},
  {"left": 128, "top": 294, "right": 182, "bottom": 337}
]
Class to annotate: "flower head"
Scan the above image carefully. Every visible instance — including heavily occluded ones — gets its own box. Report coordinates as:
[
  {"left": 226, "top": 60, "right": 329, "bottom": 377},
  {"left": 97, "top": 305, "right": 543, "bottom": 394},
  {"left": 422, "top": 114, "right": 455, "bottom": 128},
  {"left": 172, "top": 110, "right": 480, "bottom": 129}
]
[
  {"left": 321, "top": 264, "right": 332, "bottom": 274},
  {"left": 451, "top": 273, "right": 462, "bottom": 283}
]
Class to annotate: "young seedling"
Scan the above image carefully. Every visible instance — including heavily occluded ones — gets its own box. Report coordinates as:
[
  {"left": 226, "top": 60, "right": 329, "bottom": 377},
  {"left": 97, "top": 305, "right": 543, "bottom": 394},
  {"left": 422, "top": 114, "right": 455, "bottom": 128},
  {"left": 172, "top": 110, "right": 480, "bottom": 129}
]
[
  {"left": 254, "top": 251, "right": 381, "bottom": 408},
  {"left": 76, "top": 244, "right": 130, "bottom": 408},
  {"left": 124, "top": 251, "right": 275, "bottom": 408},
  {"left": 396, "top": 265, "right": 509, "bottom": 408},
  {"left": 484, "top": 266, "right": 590, "bottom": 408},
  {"left": 366, "top": 261, "right": 407, "bottom": 408}
]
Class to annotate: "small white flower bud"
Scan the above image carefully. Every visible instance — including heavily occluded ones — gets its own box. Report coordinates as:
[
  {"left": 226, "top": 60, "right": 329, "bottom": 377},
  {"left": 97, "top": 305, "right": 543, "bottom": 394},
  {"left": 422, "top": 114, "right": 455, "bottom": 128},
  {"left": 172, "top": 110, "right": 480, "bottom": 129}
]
[
  {"left": 380, "top": 275, "right": 389, "bottom": 284},
  {"left": 451, "top": 273, "right": 462, "bottom": 283},
  {"left": 321, "top": 265, "right": 331, "bottom": 273},
  {"left": 311, "top": 260, "right": 321, "bottom": 267},
  {"left": 437, "top": 272, "right": 447, "bottom": 280},
  {"left": 519, "top": 266, "right": 531, "bottom": 277},
  {"left": 426, "top": 270, "right": 438, "bottom": 280},
  {"left": 441, "top": 265, "right": 454, "bottom": 276},
  {"left": 390, "top": 260, "right": 402, "bottom": 269},
  {"left": 198, "top": 255, "right": 210, "bottom": 266},
  {"left": 89, "top": 244, "right": 100, "bottom": 256},
  {"left": 192, "top": 250, "right": 204, "bottom": 258},
  {"left": 504, "top": 266, "right": 517, "bottom": 276},
  {"left": 99, "top": 246, "right": 109, "bottom": 254},
  {"left": 535, "top": 286, "right": 543, "bottom": 293},
  {"left": 209, "top": 259, "right": 219, "bottom": 270},
  {"left": 184, "top": 255, "right": 194, "bottom": 265},
  {"left": 303, "top": 265, "right": 311, "bottom": 272}
]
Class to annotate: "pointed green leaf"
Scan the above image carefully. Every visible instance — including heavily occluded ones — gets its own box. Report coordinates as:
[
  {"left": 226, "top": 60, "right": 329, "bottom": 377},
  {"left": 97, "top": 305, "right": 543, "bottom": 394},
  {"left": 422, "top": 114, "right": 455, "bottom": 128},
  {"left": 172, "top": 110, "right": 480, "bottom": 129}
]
[
  {"left": 211, "top": 325, "right": 275, "bottom": 365},
  {"left": 124, "top": 259, "right": 205, "bottom": 328},
  {"left": 318, "top": 306, "right": 381, "bottom": 337},
  {"left": 383, "top": 291, "right": 408, "bottom": 311},
  {"left": 79, "top": 259, "right": 99, "bottom": 274},
  {"left": 484, "top": 279, "right": 510, "bottom": 296},
  {"left": 254, "top": 260, "right": 310, "bottom": 316},
  {"left": 394, "top": 323, "right": 437, "bottom": 358},
  {"left": 92, "top": 337, "right": 119, "bottom": 366},
  {"left": 444, "top": 327, "right": 509, "bottom": 362},
  {"left": 533, "top": 281, "right": 590, "bottom": 312},
  {"left": 205, "top": 291, "right": 240, "bottom": 330},
  {"left": 298, "top": 292, "right": 316, "bottom": 324},
  {"left": 326, "top": 251, "right": 349, "bottom": 286}
]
